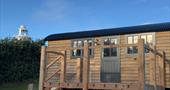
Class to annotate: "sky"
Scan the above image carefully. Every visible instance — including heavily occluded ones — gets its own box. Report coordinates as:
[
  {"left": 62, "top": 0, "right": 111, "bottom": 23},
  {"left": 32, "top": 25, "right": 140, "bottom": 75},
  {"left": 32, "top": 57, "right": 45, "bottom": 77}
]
[{"left": 0, "top": 0, "right": 170, "bottom": 39}]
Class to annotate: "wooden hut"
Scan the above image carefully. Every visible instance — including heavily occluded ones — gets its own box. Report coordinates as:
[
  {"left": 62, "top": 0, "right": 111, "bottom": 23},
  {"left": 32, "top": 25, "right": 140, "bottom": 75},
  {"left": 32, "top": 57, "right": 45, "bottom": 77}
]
[{"left": 39, "top": 22, "right": 170, "bottom": 90}]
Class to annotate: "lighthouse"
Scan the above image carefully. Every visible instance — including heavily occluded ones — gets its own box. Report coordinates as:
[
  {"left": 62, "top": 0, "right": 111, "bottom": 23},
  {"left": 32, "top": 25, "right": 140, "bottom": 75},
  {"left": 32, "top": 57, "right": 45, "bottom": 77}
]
[{"left": 15, "top": 25, "right": 30, "bottom": 40}]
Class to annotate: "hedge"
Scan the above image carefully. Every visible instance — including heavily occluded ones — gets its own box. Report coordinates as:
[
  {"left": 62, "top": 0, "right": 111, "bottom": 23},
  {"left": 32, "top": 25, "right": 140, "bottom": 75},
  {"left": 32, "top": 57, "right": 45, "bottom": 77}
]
[{"left": 0, "top": 38, "right": 43, "bottom": 84}]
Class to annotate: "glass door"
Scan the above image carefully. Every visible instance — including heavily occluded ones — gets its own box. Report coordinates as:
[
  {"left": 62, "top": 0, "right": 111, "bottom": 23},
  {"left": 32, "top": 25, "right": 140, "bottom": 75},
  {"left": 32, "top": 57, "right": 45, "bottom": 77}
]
[{"left": 101, "top": 37, "right": 120, "bottom": 83}]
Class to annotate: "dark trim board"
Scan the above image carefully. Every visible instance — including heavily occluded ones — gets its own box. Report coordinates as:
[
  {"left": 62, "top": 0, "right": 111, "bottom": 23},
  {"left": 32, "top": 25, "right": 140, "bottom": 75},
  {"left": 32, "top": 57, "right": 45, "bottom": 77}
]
[{"left": 45, "top": 22, "right": 170, "bottom": 41}]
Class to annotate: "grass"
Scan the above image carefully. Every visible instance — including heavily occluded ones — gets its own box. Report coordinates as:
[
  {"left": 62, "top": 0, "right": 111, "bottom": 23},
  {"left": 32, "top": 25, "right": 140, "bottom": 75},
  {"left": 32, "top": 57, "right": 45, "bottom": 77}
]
[{"left": 0, "top": 81, "right": 38, "bottom": 90}]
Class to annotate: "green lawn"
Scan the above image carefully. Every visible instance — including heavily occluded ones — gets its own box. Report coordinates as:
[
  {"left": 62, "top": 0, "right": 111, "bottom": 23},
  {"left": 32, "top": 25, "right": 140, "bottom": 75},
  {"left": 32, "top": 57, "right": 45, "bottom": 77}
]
[{"left": 0, "top": 81, "right": 38, "bottom": 90}]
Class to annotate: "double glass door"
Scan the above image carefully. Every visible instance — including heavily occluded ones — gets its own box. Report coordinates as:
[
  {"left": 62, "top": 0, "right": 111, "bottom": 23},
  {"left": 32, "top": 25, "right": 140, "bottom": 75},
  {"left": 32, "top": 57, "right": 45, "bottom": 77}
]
[{"left": 101, "top": 37, "right": 120, "bottom": 83}]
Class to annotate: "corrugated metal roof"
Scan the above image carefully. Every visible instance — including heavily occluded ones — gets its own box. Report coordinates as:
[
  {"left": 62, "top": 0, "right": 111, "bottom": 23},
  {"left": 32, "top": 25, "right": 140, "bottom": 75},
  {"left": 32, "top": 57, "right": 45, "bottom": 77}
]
[{"left": 44, "top": 22, "right": 170, "bottom": 41}]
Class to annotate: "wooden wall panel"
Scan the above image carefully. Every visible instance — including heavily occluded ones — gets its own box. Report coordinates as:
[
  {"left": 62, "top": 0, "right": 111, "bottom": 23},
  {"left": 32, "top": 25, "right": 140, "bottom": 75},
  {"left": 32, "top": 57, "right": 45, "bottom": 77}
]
[
  {"left": 120, "top": 35, "right": 139, "bottom": 83},
  {"left": 156, "top": 31, "right": 170, "bottom": 88},
  {"left": 48, "top": 38, "right": 101, "bottom": 83},
  {"left": 46, "top": 31, "right": 170, "bottom": 88}
]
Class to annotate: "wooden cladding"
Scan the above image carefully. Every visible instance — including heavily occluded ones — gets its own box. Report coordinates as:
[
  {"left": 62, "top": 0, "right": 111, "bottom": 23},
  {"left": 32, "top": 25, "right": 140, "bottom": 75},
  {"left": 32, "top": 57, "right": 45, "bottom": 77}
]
[{"left": 43, "top": 31, "right": 170, "bottom": 89}]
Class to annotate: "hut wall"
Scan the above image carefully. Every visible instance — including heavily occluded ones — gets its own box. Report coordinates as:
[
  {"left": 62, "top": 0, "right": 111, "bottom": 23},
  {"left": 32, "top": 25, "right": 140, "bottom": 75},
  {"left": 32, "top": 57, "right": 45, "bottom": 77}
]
[{"left": 47, "top": 31, "right": 170, "bottom": 88}]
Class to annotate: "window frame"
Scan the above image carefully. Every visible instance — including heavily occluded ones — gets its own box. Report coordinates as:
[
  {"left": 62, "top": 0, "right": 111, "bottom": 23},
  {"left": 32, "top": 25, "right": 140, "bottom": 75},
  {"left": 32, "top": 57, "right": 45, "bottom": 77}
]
[
  {"left": 126, "top": 34, "right": 139, "bottom": 55},
  {"left": 44, "top": 41, "right": 48, "bottom": 46},
  {"left": 102, "top": 36, "right": 120, "bottom": 58},
  {"left": 71, "top": 38, "right": 94, "bottom": 59},
  {"left": 125, "top": 32, "right": 155, "bottom": 55}
]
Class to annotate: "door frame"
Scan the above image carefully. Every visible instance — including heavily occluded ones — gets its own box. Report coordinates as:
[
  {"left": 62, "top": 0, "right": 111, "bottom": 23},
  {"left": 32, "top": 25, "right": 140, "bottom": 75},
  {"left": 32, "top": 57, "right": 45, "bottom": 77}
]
[{"left": 100, "top": 36, "right": 121, "bottom": 82}]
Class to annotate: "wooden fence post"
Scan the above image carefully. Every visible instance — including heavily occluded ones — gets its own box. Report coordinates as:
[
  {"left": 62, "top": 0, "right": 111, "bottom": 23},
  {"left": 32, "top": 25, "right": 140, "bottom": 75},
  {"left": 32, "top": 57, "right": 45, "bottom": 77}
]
[
  {"left": 157, "top": 54, "right": 161, "bottom": 88},
  {"left": 39, "top": 46, "right": 46, "bottom": 90},
  {"left": 149, "top": 46, "right": 157, "bottom": 90},
  {"left": 83, "top": 41, "right": 89, "bottom": 90},
  {"left": 76, "top": 58, "right": 81, "bottom": 82},
  {"left": 160, "top": 51, "right": 165, "bottom": 89},
  {"left": 138, "top": 39, "right": 145, "bottom": 90},
  {"left": 60, "top": 51, "right": 66, "bottom": 84}
]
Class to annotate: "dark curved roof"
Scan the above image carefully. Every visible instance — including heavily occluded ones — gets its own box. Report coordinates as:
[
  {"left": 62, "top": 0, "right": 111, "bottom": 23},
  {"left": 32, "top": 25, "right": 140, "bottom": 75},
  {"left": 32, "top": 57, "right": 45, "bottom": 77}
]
[{"left": 45, "top": 22, "right": 170, "bottom": 41}]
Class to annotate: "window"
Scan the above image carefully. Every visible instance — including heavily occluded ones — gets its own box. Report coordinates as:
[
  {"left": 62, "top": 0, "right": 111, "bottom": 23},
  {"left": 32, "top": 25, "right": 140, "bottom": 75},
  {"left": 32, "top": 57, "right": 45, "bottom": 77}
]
[
  {"left": 141, "top": 34, "right": 153, "bottom": 53},
  {"left": 104, "top": 38, "right": 117, "bottom": 45},
  {"left": 127, "top": 36, "right": 139, "bottom": 44},
  {"left": 147, "top": 35, "right": 153, "bottom": 44},
  {"left": 71, "top": 39, "right": 93, "bottom": 58},
  {"left": 127, "top": 46, "right": 138, "bottom": 54},
  {"left": 87, "top": 39, "right": 94, "bottom": 57},
  {"left": 134, "top": 36, "right": 139, "bottom": 44},
  {"left": 126, "top": 33, "right": 154, "bottom": 54},
  {"left": 141, "top": 34, "right": 153, "bottom": 44},
  {"left": 103, "top": 38, "right": 118, "bottom": 57},
  {"left": 72, "top": 40, "right": 83, "bottom": 57},
  {"left": 44, "top": 41, "right": 48, "bottom": 46},
  {"left": 111, "top": 48, "right": 117, "bottom": 56},
  {"left": 127, "top": 36, "right": 138, "bottom": 54}
]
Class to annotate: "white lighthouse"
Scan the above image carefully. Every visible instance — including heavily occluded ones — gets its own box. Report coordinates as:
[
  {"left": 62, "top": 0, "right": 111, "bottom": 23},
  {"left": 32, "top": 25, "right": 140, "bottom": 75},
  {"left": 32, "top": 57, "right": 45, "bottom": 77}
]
[{"left": 15, "top": 25, "right": 30, "bottom": 40}]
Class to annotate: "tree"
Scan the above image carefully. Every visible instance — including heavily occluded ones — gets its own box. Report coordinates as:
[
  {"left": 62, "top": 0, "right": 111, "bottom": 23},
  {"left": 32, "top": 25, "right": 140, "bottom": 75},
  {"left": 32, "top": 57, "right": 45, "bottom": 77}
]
[{"left": 0, "top": 38, "right": 43, "bottom": 83}]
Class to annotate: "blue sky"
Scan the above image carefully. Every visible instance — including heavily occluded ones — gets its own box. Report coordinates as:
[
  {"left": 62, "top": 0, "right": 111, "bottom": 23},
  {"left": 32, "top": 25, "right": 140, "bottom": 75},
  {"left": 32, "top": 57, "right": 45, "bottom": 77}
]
[{"left": 0, "top": 0, "right": 170, "bottom": 39}]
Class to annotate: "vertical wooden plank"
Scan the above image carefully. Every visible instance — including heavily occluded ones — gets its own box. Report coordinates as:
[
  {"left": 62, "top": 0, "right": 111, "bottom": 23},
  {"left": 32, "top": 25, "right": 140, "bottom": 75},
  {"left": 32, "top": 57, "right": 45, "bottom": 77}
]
[
  {"left": 76, "top": 58, "right": 81, "bottom": 82},
  {"left": 39, "top": 46, "right": 46, "bottom": 90},
  {"left": 157, "top": 55, "right": 161, "bottom": 88},
  {"left": 60, "top": 51, "right": 66, "bottom": 84},
  {"left": 28, "top": 83, "right": 34, "bottom": 90},
  {"left": 138, "top": 39, "right": 145, "bottom": 90},
  {"left": 160, "top": 51, "right": 165, "bottom": 90},
  {"left": 150, "top": 46, "right": 157, "bottom": 90},
  {"left": 83, "top": 41, "right": 89, "bottom": 90}
]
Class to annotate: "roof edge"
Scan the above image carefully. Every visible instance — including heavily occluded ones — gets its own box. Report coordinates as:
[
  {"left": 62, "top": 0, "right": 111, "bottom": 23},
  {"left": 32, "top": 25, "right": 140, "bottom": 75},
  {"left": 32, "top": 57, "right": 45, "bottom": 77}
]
[{"left": 44, "top": 22, "right": 170, "bottom": 41}]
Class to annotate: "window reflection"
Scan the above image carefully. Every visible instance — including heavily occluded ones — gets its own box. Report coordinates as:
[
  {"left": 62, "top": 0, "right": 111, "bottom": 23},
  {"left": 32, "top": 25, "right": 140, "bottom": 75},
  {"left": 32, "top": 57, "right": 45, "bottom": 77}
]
[
  {"left": 78, "top": 40, "right": 83, "bottom": 47},
  {"left": 111, "top": 48, "right": 117, "bottom": 56},
  {"left": 104, "top": 38, "right": 110, "bottom": 45},
  {"left": 127, "top": 46, "right": 138, "bottom": 54},
  {"left": 103, "top": 48, "right": 110, "bottom": 57},
  {"left": 141, "top": 35, "right": 147, "bottom": 43},
  {"left": 88, "top": 40, "right": 93, "bottom": 46},
  {"left": 72, "top": 39, "right": 93, "bottom": 58},
  {"left": 111, "top": 39, "right": 117, "bottom": 45},
  {"left": 72, "top": 49, "right": 82, "bottom": 57},
  {"left": 89, "top": 48, "right": 93, "bottom": 56},
  {"left": 128, "top": 36, "right": 133, "bottom": 44},
  {"left": 134, "top": 36, "right": 138, "bottom": 44},
  {"left": 103, "top": 38, "right": 118, "bottom": 57},
  {"left": 73, "top": 41, "right": 77, "bottom": 48},
  {"left": 147, "top": 35, "right": 153, "bottom": 44},
  {"left": 127, "top": 34, "right": 153, "bottom": 54}
]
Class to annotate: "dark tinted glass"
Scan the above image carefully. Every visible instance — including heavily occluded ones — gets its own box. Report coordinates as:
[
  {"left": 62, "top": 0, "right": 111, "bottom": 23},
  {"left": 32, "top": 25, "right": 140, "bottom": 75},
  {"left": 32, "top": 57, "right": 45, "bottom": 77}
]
[
  {"left": 103, "top": 48, "right": 110, "bottom": 57},
  {"left": 111, "top": 48, "right": 117, "bottom": 56},
  {"left": 76, "top": 49, "right": 82, "bottom": 56},
  {"left": 133, "top": 46, "right": 138, "bottom": 54},
  {"left": 104, "top": 38, "right": 110, "bottom": 45},
  {"left": 127, "top": 46, "right": 133, "bottom": 54},
  {"left": 89, "top": 48, "right": 93, "bottom": 56}
]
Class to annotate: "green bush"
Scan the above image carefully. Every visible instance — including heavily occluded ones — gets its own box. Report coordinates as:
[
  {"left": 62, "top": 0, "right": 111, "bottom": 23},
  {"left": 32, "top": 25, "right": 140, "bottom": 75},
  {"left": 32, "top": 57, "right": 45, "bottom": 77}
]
[{"left": 0, "top": 38, "right": 43, "bottom": 84}]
